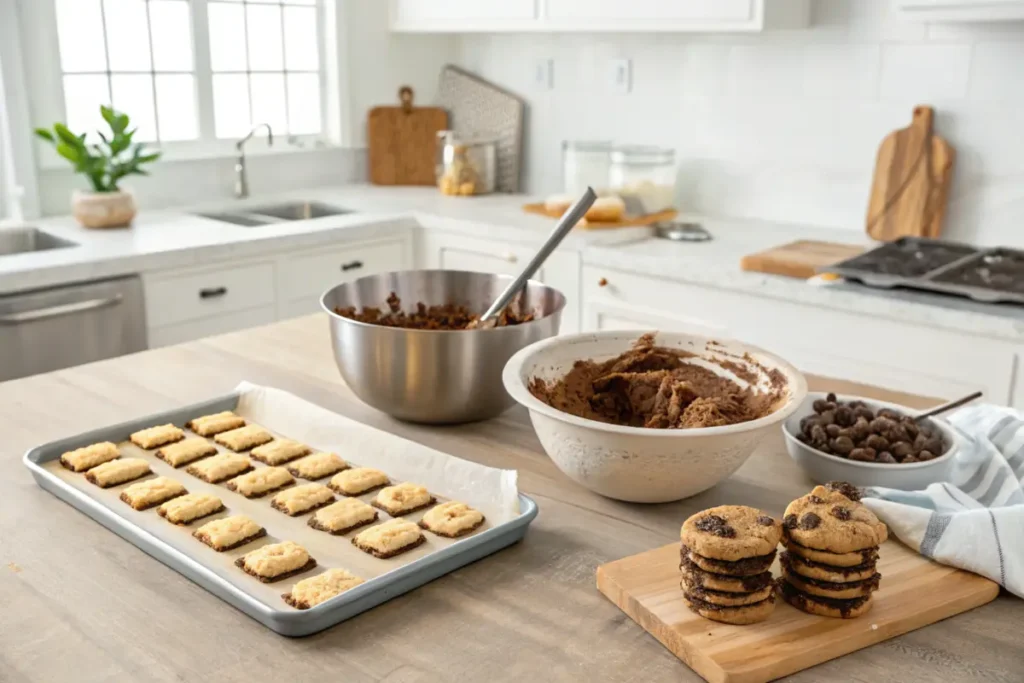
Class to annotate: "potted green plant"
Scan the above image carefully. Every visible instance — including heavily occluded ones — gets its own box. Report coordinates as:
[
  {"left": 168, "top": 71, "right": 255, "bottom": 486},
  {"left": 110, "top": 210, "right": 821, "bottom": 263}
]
[{"left": 35, "top": 106, "right": 161, "bottom": 229}]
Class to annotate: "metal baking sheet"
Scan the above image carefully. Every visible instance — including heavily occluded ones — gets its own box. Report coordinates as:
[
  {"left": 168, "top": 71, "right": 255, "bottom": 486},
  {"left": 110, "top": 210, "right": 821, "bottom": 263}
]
[
  {"left": 825, "top": 238, "right": 1024, "bottom": 305},
  {"left": 22, "top": 391, "right": 537, "bottom": 637}
]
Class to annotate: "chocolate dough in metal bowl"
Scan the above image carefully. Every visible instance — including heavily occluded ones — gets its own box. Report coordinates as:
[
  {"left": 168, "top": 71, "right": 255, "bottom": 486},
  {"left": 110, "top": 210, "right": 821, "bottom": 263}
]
[{"left": 503, "top": 331, "right": 807, "bottom": 503}]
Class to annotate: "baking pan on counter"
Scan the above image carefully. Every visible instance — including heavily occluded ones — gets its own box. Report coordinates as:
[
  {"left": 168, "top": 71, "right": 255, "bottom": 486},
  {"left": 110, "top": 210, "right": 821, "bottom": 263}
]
[
  {"left": 23, "top": 388, "right": 537, "bottom": 637},
  {"left": 825, "top": 237, "right": 1024, "bottom": 304}
]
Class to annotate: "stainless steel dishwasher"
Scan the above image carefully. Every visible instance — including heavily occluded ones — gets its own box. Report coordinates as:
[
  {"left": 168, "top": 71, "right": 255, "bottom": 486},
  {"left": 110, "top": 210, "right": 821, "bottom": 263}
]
[{"left": 0, "top": 276, "right": 147, "bottom": 381}]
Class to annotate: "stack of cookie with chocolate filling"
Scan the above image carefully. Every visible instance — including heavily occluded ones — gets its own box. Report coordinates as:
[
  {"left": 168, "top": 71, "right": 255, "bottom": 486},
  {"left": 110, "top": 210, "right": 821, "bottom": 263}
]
[
  {"left": 778, "top": 482, "right": 887, "bottom": 619},
  {"left": 679, "top": 505, "right": 782, "bottom": 625}
]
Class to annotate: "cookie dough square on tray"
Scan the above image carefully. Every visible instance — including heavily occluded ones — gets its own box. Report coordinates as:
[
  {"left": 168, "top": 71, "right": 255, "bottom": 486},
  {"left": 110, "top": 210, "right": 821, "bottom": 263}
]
[
  {"left": 271, "top": 483, "right": 334, "bottom": 516},
  {"left": 283, "top": 569, "right": 364, "bottom": 610},
  {"left": 352, "top": 518, "right": 425, "bottom": 559},
  {"left": 185, "top": 452, "right": 252, "bottom": 484},
  {"left": 155, "top": 437, "right": 217, "bottom": 468},
  {"left": 60, "top": 441, "right": 120, "bottom": 472},
  {"left": 419, "top": 501, "right": 485, "bottom": 538},
  {"left": 308, "top": 498, "right": 378, "bottom": 535},
  {"left": 213, "top": 425, "right": 274, "bottom": 452},
  {"left": 119, "top": 476, "right": 187, "bottom": 511},
  {"left": 186, "top": 411, "right": 245, "bottom": 437},
  {"left": 130, "top": 424, "right": 185, "bottom": 450},
  {"left": 193, "top": 515, "right": 266, "bottom": 551},
  {"left": 287, "top": 452, "right": 348, "bottom": 480},
  {"left": 85, "top": 458, "right": 151, "bottom": 488},
  {"left": 225, "top": 466, "right": 295, "bottom": 498},
  {"left": 371, "top": 483, "right": 435, "bottom": 516},
  {"left": 158, "top": 492, "right": 224, "bottom": 525},
  {"left": 235, "top": 541, "right": 317, "bottom": 583},
  {"left": 250, "top": 439, "right": 311, "bottom": 466},
  {"left": 329, "top": 467, "right": 389, "bottom": 496}
]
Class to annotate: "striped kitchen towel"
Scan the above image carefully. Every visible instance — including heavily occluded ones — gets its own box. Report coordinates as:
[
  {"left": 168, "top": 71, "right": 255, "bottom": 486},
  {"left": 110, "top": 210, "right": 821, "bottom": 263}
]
[{"left": 862, "top": 404, "right": 1023, "bottom": 598}]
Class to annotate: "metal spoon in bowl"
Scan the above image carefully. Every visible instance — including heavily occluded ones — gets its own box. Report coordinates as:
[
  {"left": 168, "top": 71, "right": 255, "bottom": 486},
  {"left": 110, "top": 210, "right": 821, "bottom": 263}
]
[
  {"left": 469, "top": 187, "right": 597, "bottom": 330},
  {"left": 914, "top": 390, "right": 983, "bottom": 422}
]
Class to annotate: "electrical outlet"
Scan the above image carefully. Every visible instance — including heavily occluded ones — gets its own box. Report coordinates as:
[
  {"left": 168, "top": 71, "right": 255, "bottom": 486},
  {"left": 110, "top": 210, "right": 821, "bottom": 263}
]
[
  {"left": 609, "top": 58, "right": 631, "bottom": 94},
  {"left": 534, "top": 58, "right": 554, "bottom": 90}
]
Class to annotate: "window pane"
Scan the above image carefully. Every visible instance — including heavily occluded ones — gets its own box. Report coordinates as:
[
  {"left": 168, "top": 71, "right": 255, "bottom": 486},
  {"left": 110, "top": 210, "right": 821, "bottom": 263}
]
[
  {"left": 287, "top": 73, "right": 321, "bottom": 135},
  {"left": 246, "top": 4, "right": 284, "bottom": 71},
  {"left": 250, "top": 73, "right": 288, "bottom": 134},
  {"left": 56, "top": 0, "right": 108, "bottom": 72},
  {"left": 103, "top": 0, "right": 152, "bottom": 72},
  {"left": 213, "top": 74, "right": 251, "bottom": 138},
  {"left": 208, "top": 2, "right": 247, "bottom": 71},
  {"left": 111, "top": 74, "right": 158, "bottom": 142},
  {"left": 155, "top": 75, "right": 198, "bottom": 140},
  {"left": 283, "top": 0, "right": 317, "bottom": 5},
  {"left": 284, "top": 7, "right": 318, "bottom": 71},
  {"left": 63, "top": 75, "right": 111, "bottom": 140},
  {"left": 149, "top": 1, "right": 193, "bottom": 71}
]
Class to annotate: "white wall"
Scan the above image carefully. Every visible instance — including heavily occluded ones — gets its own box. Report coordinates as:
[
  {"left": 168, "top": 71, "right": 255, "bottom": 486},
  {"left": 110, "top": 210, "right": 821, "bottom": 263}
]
[
  {"left": 28, "top": 0, "right": 457, "bottom": 216},
  {"left": 456, "top": 0, "right": 1024, "bottom": 246}
]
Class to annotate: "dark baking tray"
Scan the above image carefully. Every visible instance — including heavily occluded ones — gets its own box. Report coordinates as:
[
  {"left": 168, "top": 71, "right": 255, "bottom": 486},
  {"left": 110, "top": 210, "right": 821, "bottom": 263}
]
[
  {"left": 825, "top": 238, "right": 1024, "bottom": 305},
  {"left": 22, "top": 391, "right": 537, "bottom": 637}
]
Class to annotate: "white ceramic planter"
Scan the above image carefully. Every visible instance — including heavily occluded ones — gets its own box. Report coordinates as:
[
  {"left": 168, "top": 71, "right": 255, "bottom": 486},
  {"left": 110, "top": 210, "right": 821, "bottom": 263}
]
[
  {"left": 502, "top": 331, "right": 807, "bottom": 503},
  {"left": 71, "top": 189, "right": 136, "bottom": 229}
]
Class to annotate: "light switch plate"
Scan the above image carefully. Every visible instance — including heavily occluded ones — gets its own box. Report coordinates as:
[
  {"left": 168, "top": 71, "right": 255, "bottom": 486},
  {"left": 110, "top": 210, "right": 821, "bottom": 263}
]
[
  {"left": 534, "top": 58, "right": 554, "bottom": 90},
  {"left": 609, "top": 58, "right": 631, "bottom": 94}
]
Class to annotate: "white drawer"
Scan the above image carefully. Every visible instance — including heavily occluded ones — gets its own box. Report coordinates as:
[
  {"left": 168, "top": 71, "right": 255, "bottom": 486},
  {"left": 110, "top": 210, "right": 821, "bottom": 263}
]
[
  {"left": 144, "top": 262, "right": 275, "bottom": 328},
  {"left": 277, "top": 239, "right": 406, "bottom": 303},
  {"left": 148, "top": 305, "right": 277, "bottom": 348}
]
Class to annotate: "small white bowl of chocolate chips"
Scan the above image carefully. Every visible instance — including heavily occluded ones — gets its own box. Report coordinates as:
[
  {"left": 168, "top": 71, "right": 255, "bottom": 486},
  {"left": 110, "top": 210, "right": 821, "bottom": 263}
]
[{"left": 782, "top": 392, "right": 959, "bottom": 489}]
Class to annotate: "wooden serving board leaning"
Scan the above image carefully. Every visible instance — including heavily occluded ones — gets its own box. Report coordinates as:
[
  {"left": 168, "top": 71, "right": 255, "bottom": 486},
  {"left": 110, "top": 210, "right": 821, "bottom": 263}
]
[
  {"left": 596, "top": 540, "right": 998, "bottom": 683},
  {"left": 367, "top": 86, "right": 448, "bottom": 186},
  {"left": 866, "top": 105, "right": 955, "bottom": 242}
]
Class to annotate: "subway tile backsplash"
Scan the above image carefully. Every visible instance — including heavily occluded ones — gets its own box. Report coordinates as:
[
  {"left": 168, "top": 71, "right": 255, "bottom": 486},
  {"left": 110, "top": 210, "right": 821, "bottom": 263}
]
[{"left": 455, "top": 0, "right": 1024, "bottom": 246}]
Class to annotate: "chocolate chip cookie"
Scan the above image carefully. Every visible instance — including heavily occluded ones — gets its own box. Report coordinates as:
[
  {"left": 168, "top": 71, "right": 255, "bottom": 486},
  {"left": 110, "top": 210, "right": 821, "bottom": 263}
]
[
  {"left": 783, "top": 536, "right": 878, "bottom": 568},
  {"left": 681, "top": 554, "right": 775, "bottom": 594},
  {"left": 682, "top": 578, "right": 774, "bottom": 606},
  {"left": 778, "top": 579, "right": 874, "bottom": 619},
  {"left": 683, "top": 593, "right": 777, "bottom": 625},
  {"left": 782, "top": 486, "right": 888, "bottom": 554},
  {"left": 680, "top": 505, "right": 783, "bottom": 562}
]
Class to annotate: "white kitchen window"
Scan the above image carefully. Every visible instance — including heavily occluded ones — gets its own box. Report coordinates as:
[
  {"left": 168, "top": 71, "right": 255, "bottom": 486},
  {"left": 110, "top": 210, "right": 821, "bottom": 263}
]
[{"left": 26, "top": 0, "right": 329, "bottom": 156}]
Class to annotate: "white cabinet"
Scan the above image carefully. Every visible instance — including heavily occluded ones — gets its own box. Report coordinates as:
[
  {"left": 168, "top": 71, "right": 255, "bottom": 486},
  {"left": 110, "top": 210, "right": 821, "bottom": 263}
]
[
  {"left": 419, "top": 230, "right": 581, "bottom": 334},
  {"left": 392, "top": 0, "right": 809, "bottom": 32},
  {"left": 895, "top": 0, "right": 1024, "bottom": 22},
  {"left": 581, "top": 265, "right": 1017, "bottom": 404}
]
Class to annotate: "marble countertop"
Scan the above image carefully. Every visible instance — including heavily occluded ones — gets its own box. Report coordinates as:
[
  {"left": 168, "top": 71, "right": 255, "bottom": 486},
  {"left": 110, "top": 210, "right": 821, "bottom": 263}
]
[{"left": 3, "top": 184, "right": 1023, "bottom": 342}]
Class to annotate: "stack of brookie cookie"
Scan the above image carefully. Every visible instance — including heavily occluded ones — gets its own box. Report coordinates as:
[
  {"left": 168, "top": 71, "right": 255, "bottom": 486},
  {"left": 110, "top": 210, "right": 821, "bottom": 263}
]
[
  {"left": 778, "top": 482, "right": 887, "bottom": 619},
  {"left": 679, "top": 505, "right": 783, "bottom": 624}
]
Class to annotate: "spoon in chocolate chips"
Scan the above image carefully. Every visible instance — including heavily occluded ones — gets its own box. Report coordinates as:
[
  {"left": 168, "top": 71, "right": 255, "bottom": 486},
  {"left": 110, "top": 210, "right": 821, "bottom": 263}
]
[{"left": 913, "top": 391, "right": 982, "bottom": 422}]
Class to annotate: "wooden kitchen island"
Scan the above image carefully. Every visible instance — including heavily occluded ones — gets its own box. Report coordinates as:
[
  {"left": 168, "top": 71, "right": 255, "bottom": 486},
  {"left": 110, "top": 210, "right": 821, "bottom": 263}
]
[{"left": 0, "top": 315, "right": 1020, "bottom": 683}]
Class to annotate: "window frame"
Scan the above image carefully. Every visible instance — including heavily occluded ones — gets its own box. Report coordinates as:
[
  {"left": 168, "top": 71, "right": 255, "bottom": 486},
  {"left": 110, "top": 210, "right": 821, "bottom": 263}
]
[{"left": 21, "top": 0, "right": 340, "bottom": 170}]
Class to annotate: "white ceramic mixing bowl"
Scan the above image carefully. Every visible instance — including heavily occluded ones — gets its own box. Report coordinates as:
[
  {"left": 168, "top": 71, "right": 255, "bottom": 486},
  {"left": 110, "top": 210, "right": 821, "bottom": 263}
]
[{"left": 502, "top": 330, "right": 807, "bottom": 503}]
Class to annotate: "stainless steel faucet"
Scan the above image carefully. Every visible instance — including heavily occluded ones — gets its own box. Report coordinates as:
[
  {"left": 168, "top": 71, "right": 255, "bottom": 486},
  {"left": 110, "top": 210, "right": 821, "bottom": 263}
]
[{"left": 235, "top": 123, "right": 273, "bottom": 199}]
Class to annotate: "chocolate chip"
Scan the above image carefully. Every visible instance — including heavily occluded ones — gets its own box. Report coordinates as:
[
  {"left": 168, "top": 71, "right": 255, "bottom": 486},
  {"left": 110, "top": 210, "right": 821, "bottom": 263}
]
[
  {"left": 812, "top": 399, "right": 829, "bottom": 413},
  {"left": 825, "top": 423, "right": 841, "bottom": 438},
  {"left": 830, "top": 506, "right": 852, "bottom": 521},
  {"left": 799, "top": 512, "right": 822, "bottom": 529},
  {"left": 832, "top": 435, "right": 855, "bottom": 455},
  {"left": 783, "top": 514, "right": 798, "bottom": 530},
  {"left": 877, "top": 451, "right": 897, "bottom": 464},
  {"left": 918, "top": 449, "right": 936, "bottom": 461},
  {"left": 835, "top": 406, "right": 854, "bottom": 427},
  {"left": 694, "top": 514, "right": 736, "bottom": 538},
  {"left": 808, "top": 495, "right": 824, "bottom": 504},
  {"left": 824, "top": 481, "right": 862, "bottom": 502},
  {"left": 826, "top": 392, "right": 837, "bottom": 403},
  {"left": 756, "top": 515, "right": 775, "bottom": 526}
]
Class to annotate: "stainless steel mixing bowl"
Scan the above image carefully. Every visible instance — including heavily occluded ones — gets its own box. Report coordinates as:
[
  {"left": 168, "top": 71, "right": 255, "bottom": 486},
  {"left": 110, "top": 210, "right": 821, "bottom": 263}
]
[{"left": 321, "top": 270, "right": 565, "bottom": 424}]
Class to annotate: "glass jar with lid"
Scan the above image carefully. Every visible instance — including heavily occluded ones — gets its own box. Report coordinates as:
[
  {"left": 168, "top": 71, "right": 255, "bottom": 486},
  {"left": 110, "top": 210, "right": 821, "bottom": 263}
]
[
  {"left": 562, "top": 140, "right": 612, "bottom": 196},
  {"left": 608, "top": 146, "right": 676, "bottom": 214}
]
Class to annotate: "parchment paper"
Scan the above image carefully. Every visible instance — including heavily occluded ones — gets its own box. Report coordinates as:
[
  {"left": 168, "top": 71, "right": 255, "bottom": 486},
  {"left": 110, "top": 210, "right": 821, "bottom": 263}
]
[{"left": 42, "top": 382, "right": 521, "bottom": 611}]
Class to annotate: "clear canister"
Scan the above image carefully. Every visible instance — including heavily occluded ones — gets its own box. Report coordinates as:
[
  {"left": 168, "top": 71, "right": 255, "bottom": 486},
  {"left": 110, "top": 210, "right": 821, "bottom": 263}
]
[
  {"left": 562, "top": 140, "right": 612, "bottom": 197},
  {"left": 608, "top": 146, "right": 676, "bottom": 214},
  {"left": 436, "top": 131, "right": 497, "bottom": 196}
]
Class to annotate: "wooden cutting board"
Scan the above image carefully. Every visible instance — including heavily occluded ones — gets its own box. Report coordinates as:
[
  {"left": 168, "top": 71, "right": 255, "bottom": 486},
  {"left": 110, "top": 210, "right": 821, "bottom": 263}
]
[
  {"left": 866, "top": 105, "right": 955, "bottom": 241},
  {"left": 522, "top": 203, "right": 677, "bottom": 230},
  {"left": 596, "top": 541, "right": 998, "bottom": 683},
  {"left": 740, "top": 240, "right": 866, "bottom": 279},
  {"left": 367, "top": 86, "right": 448, "bottom": 186}
]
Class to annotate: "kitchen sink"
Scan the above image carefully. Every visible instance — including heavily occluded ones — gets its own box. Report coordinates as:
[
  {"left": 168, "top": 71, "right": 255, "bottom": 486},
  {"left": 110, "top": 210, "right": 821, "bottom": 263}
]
[
  {"left": 194, "top": 201, "right": 352, "bottom": 227},
  {"left": 245, "top": 201, "right": 352, "bottom": 221},
  {"left": 0, "top": 227, "right": 76, "bottom": 256}
]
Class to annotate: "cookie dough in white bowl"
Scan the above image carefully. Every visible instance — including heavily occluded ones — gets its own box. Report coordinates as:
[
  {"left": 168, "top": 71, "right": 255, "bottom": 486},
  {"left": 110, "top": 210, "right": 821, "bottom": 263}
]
[{"left": 502, "top": 331, "right": 807, "bottom": 503}]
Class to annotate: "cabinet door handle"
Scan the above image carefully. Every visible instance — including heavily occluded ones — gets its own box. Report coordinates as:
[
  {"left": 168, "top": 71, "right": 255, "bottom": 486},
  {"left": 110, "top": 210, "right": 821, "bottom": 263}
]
[
  {"left": 199, "top": 287, "right": 228, "bottom": 299},
  {"left": 340, "top": 260, "right": 364, "bottom": 272},
  {"left": 598, "top": 277, "right": 608, "bottom": 287}
]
